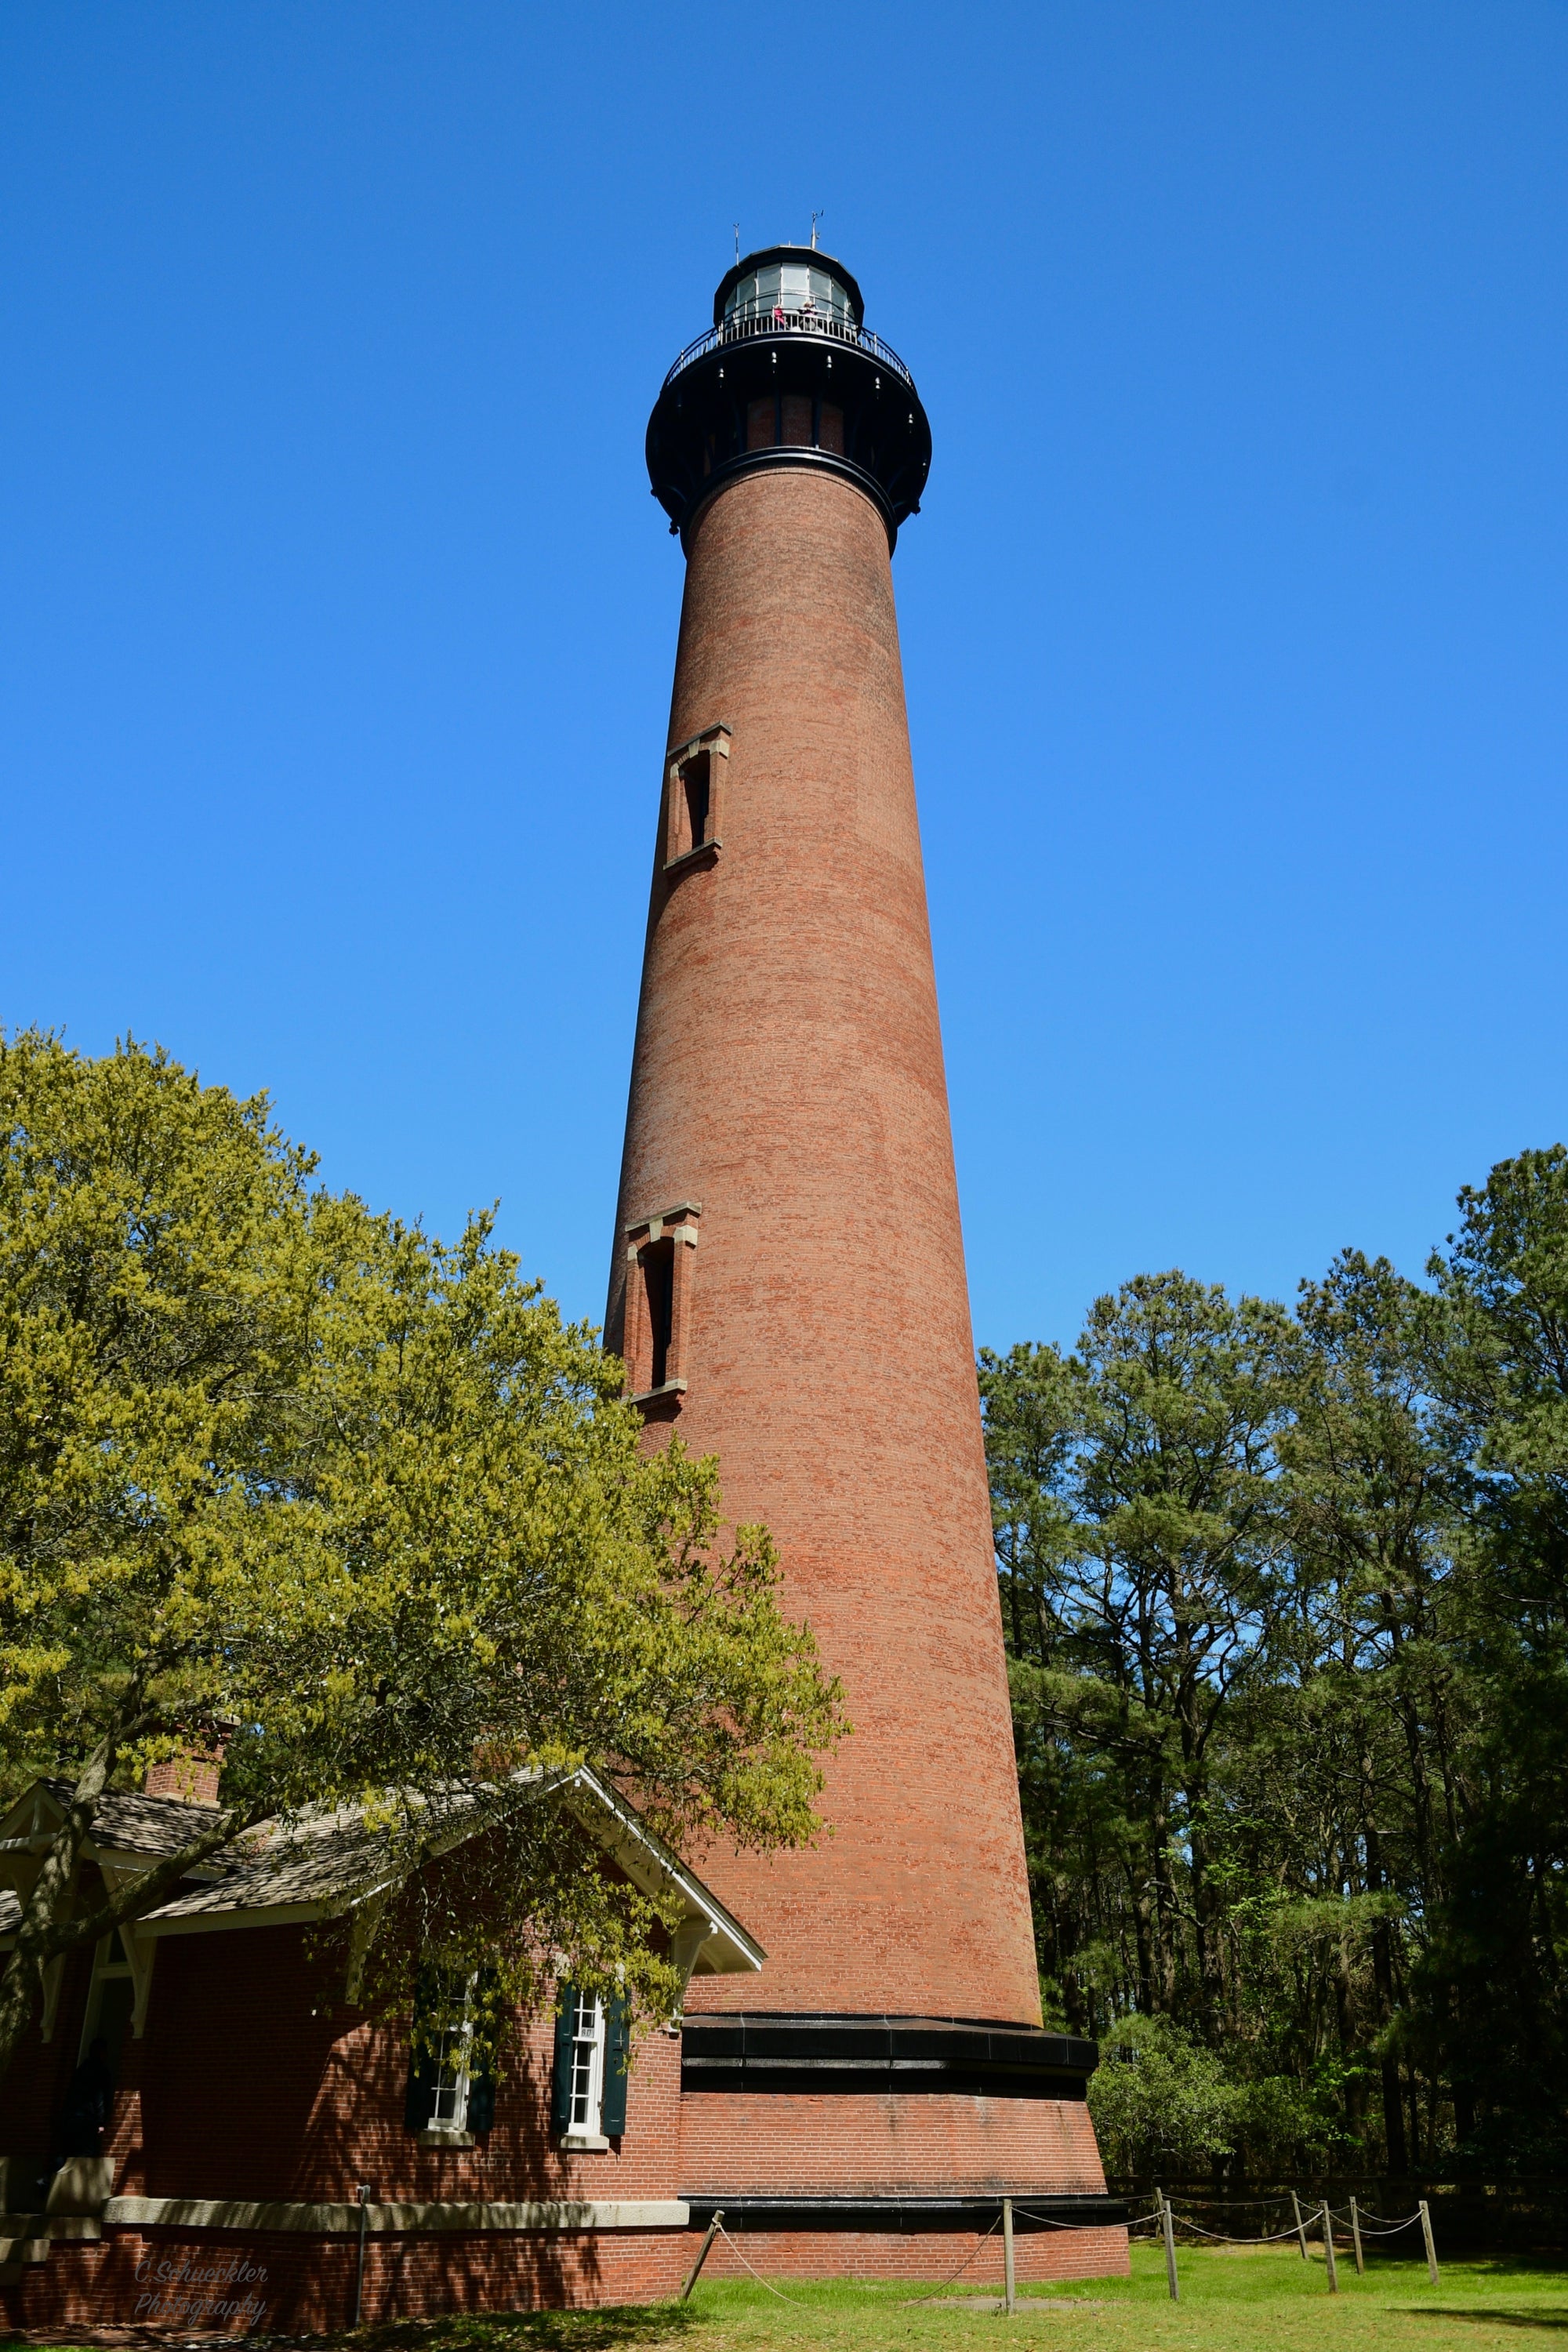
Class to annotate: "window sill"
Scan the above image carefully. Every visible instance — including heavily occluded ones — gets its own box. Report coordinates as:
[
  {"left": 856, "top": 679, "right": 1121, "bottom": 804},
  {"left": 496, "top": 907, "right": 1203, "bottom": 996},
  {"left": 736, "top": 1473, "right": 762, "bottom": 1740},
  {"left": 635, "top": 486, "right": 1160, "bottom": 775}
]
[
  {"left": 630, "top": 1378, "right": 687, "bottom": 1406},
  {"left": 416, "top": 2129, "right": 477, "bottom": 2150},
  {"left": 662, "top": 839, "right": 722, "bottom": 875},
  {"left": 559, "top": 2133, "right": 611, "bottom": 2153}
]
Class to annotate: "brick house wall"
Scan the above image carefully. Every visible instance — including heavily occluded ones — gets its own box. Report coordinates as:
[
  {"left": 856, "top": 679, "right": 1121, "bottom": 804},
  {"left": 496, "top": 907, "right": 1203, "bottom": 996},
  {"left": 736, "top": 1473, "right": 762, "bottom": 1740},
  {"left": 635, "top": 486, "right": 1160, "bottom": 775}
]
[{"left": 0, "top": 1912, "right": 691, "bottom": 2328}]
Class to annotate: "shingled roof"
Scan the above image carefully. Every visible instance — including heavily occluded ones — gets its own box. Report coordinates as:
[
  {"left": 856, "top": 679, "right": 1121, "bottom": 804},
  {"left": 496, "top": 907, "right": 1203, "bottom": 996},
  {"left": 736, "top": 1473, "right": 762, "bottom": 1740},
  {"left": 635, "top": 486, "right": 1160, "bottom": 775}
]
[
  {"left": 38, "top": 1781, "right": 224, "bottom": 1859},
  {"left": 0, "top": 1766, "right": 764, "bottom": 1977}
]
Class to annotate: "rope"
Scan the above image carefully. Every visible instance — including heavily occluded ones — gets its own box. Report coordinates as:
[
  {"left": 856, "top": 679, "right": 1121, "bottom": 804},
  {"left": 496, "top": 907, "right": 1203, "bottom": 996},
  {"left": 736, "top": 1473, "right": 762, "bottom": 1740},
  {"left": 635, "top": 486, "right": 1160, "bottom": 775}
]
[
  {"left": 712, "top": 2223, "right": 817, "bottom": 2308},
  {"left": 715, "top": 2213, "right": 1004, "bottom": 2309},
  {"left": 703, "top": 2193, "right": 1430, "bottom": 2288},
  {"left": 901, "top": 2212, "right": 1005, "bottom": 2303},
  {"left": 1162, "top": 2216, "right": 1306, "bottom": 2245},
  {"left": 1130, "top": 2196, "right": 1434, "bottom": 2248},
  {"left": 1318, "top": 2201, "right": 1425, "bottom": 2237},
  {"left": 1012, "top": 2205, "right": 1132, "bottom": 2230}
]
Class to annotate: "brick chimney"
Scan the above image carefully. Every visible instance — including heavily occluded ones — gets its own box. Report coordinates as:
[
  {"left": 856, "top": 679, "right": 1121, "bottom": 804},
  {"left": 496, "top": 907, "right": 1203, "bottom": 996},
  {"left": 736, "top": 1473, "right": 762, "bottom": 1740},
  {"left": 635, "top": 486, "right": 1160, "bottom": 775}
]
[{"left": 143, "top": 1748, "right": 223, "bottom": 1805}]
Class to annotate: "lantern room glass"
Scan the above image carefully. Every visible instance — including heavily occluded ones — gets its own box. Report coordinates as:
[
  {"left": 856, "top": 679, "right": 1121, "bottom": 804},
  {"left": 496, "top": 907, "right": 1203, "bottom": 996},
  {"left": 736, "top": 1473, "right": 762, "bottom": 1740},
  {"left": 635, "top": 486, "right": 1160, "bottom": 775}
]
[{"left": 724, "top": 263, "right": 856, "bottom": 328}]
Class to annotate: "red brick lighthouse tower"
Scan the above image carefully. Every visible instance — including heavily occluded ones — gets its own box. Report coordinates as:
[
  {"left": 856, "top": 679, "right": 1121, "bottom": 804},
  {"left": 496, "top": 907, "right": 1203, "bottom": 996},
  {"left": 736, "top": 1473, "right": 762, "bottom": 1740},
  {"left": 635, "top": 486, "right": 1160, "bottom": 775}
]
[{"left": 610, "top": 249, "right": 1123, "bottom": 2281}]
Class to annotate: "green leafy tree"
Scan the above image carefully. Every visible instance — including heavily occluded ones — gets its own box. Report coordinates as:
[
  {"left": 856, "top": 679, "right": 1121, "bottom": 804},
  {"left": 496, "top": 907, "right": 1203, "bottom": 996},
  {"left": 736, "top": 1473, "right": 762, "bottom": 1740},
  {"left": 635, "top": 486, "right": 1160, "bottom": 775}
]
[
  {"left": 982, "top": 1275, "right": 1300, "bottom": 2040},
  {"left": 0, "top": 1032, "right": 843, "bottom": 2085},
  {"left": 1279, "top": 1250, "right": 1465, "bottom": 2166},
  {"left": 1086, "top": 2012, "right": 1240, "bottom": 2180},
  {"left": 986, "top": 1158, "right": 1568, "bottom": 2183},
  {"left": 1422, "top": 1149, "right": 1568, "bottom": 2164}
]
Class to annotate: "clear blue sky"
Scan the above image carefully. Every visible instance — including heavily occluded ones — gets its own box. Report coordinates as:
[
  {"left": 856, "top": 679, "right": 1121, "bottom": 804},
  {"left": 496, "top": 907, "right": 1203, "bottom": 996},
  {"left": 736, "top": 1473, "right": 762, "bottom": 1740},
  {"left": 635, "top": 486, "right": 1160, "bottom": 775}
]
[{"left": 4, "top": 5, "right": 1566, "bottom": 1353}]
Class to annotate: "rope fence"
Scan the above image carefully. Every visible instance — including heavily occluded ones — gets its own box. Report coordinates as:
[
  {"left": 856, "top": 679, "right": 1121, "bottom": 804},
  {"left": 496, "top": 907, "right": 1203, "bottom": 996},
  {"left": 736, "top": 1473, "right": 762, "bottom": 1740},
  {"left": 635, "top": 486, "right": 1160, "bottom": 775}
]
[
  {"left": 677, "top": 2185, "right": 1443, "bottom": 2311},
  {"left": 1143, "top": 2186, "right": 1442, "bottom": 2296}
]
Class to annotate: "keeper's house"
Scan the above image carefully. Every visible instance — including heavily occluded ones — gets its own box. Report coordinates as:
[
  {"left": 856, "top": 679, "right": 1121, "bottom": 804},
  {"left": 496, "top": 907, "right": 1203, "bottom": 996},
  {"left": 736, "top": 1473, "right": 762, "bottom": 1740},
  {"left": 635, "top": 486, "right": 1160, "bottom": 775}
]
[{"left": 0, "top": 1767, "right": 762, "bottom": 2330}]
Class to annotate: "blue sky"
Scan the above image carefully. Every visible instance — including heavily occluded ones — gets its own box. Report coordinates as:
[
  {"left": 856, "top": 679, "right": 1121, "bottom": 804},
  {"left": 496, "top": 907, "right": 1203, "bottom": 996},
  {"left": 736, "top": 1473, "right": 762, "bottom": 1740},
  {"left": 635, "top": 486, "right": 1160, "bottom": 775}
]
[{"left": 3, "top": 4, "right": 1566, "bottom": 1353}]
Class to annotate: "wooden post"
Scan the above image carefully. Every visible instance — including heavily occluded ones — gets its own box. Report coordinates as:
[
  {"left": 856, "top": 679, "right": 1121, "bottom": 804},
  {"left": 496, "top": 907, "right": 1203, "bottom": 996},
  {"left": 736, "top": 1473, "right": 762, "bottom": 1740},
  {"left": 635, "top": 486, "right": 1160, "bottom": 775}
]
[
  {"left": 1003, "top": 2196, "right": 1015, "bottom": 2314},
  {"left": 1162, "top": 2192, "right": 1179, "bottom": 2303},
  {"left": 1320, "top": 2202, "right": 1338, "bottom": 2293},
  {"left": 1420, "top": 2199, "right": 1439, "bottom": 2288},
  {"left": 1349, "top": 2195, "right": 1364, "bottom": 2276},
  {"left": 681, "top": 2210, "right": 725, "bottom": 2300},
  {"left": 1291, "top": 2189, "right": 1309, "bottom": 2261},
  {"left": 354, "top": 2184, "right": 370, "bottom": 2327}
]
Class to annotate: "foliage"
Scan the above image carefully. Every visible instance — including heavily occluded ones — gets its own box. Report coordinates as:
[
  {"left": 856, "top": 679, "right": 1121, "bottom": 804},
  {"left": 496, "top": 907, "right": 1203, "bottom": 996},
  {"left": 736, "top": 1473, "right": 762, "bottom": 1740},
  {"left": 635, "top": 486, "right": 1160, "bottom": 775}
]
[
  {"left": 983, "top": 1149, "right": 1568, "bottom": 2180},
  {"left": 0, "top": 1031, "right": 843, "bottom": 2078},
  {"left": 1087, "top": 2009, "right": 1241, "bottom": 2176}
]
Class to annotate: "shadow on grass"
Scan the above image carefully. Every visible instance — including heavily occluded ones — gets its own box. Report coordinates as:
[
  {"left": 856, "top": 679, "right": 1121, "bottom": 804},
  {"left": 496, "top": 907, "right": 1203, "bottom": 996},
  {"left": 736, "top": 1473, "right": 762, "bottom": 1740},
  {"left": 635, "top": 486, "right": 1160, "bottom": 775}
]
[
  {"left": 348, "top": 2310, "right": 699, "bottom": 2352},
  {"left": 1414, "top": 2317, "right": 1568, "bottom": 2335},
  {"left": 0, "top": 2318, "right": 699, "bottom": 2352}
]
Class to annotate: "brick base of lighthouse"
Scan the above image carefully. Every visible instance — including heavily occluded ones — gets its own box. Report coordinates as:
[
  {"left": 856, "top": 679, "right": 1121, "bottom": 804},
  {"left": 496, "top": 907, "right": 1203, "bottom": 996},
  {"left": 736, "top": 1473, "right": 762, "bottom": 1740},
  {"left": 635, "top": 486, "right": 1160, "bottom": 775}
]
[
  {"left": 675, "top": 2014, "right": 1129, "bottom": 2281},
  {"left": 693, "top": 2223, "right": 1131, "bottom": 2288}
]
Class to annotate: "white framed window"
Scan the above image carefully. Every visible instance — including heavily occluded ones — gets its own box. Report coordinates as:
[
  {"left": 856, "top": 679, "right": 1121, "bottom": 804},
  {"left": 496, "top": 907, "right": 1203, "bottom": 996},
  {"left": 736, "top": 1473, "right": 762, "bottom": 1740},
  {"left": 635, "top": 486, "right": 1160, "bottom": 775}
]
[
  {"left": 408, "top": 1969, "right": 495, "bottom": 2143},
  {"left": 426, "top": 1989, "right": 476, "bottom": 2134},
  {"left": 568, "top": 1995, "right": 606, "bottom": 2137},
  {"left": 551, "top": 1982, "right": 626, "bottom": 2148}
]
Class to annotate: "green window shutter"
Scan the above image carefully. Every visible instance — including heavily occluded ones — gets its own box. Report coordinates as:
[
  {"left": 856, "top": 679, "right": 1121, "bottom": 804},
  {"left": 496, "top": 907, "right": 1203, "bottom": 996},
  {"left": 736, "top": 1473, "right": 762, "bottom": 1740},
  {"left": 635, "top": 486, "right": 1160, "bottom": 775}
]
[
  {"left": 403, "top": 1971, "right": 437, "bottom": 2133},
  {"left": 601, "top": 1994, "right": 631, "bottom": 2138},
  {"left": 550, "top": 1986, "right": 579, "bottom": 2135},
  {"left": 466, "top": 1968, "right": 499, "bottom": 2133}
]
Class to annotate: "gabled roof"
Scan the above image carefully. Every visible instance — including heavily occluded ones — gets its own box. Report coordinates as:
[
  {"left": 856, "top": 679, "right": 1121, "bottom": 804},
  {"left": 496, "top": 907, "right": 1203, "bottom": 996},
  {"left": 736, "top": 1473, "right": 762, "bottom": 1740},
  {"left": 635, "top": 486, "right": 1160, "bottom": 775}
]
[
  {"left": 0, "top": 1766, "right": 763, "bottom": 1977},
  {"left": 0, "top": 1780, "right": 227, "bottom": 1938},
  {"left": 8, "top": 1780, "right": 223, "bottom": 1860}
]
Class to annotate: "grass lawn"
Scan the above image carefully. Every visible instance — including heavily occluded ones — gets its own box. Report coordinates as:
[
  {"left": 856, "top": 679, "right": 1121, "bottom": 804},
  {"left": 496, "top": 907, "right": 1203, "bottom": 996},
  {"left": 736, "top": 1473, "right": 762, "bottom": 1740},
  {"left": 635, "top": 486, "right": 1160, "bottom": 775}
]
[{"left": 187, "top": 2243, "right": 1568, "bottom": 2352}]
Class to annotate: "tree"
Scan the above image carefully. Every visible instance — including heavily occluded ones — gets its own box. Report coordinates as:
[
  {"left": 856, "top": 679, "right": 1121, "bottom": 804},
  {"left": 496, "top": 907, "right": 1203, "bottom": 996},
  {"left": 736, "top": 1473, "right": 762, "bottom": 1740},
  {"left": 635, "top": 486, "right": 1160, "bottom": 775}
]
[
  {"left": 985, "top": 1156, "right": 1568, "bottom": 2183},
  {"left": 1281, "top": 1250, "right": 1465, "bottom": 2168},
  {"left": 985, "top": 1268, "right": 1439, "bottom": 2174},
  {"left": 1086, "top": 2011, "right": 1239, "bottom": 2180},
  {"left": 0, "top": 1032, "right": 842, "bottom": 2086},
  {"left": 982, "top": 1274, "right": 1300, "bottom": 2042},
  {"left": 1421, "top": 1149, "right": 1568, "bottom": 2164}
]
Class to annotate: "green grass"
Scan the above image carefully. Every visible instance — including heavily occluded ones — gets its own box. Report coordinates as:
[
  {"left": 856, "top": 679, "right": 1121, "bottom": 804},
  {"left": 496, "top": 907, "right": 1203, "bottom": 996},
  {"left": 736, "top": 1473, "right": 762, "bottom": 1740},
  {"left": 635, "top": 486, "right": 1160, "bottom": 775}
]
[
  {"left": 12, "top": 2245, "right": 1568, "bottom": 2352},
  {"left": 671, "top": 2246, "right": 1568, "bottom": 2349}
]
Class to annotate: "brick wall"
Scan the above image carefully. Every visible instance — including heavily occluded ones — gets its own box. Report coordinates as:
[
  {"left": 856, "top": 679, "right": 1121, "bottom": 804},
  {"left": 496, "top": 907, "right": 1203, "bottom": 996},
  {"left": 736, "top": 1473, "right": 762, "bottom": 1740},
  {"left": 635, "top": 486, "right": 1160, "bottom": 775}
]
[
  {"left": 678, "top": 2089, "right": 1108, "bottom": 2198},
  {"left": 698, "top": 2223, "right": 1130, "bottom": 2286},
  {"left": 0, "top": 1906, "right": 1128, "bottom": 2323},
  {"left": 0, "top": 1917, "right": 691, "bottom": 2328},
  {"left": 0, "top": 2216, "right": 1130, "bottom": 2328},
  {"left": 607, "top": 462, "right": 1043, "bottom": 2027},
  {"left": 86, "top": 1922, "right": 681, "bottom": 2207},
  {"left": 0, "top": 2225, "right": 688, "bottom": 2332}
]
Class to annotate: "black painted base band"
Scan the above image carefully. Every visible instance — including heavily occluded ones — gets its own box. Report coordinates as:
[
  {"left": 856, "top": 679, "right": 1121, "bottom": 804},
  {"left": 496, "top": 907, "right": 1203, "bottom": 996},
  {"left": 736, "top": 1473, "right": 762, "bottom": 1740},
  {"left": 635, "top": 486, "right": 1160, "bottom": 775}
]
[
  {"left": 681, "top": 2194, "right": 1129, "bottom": 2233},
  {"left": 681, "top": 2013, "right": 1098, "bottom": 2101}
]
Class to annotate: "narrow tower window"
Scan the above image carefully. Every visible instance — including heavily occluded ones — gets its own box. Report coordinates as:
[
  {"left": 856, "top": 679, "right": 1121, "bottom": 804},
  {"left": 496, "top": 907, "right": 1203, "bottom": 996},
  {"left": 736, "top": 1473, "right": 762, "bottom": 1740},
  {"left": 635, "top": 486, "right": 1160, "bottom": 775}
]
[
  {"left": 683, "top": 752, "right": 711, "bottom": 852},
  {"left": 621, "top": 1203, "right": 700, "bottom": 1405},
  {"left": 662, "top": 726, "right": 730, "bottom": 871},
  {"left": 644, "top": 1240, "right": 674, "bottom": 1390}
]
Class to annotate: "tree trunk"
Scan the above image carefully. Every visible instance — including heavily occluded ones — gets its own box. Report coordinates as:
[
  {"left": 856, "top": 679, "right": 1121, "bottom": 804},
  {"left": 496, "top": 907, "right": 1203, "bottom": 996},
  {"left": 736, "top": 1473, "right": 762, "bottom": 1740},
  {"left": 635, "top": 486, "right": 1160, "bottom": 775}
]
[
  {"left": 0, "top": 1708, "right": 252, "bottom": 2096},
  {"left": 0, "top": 1715, "right": 127, "bottom": 2086},
  {"left": 1366, "top": 1826, "right": 1407, "bottom": 2174},
  {"left": 1381, "top": 2053, "right": 1408, "bottom": 2172}
]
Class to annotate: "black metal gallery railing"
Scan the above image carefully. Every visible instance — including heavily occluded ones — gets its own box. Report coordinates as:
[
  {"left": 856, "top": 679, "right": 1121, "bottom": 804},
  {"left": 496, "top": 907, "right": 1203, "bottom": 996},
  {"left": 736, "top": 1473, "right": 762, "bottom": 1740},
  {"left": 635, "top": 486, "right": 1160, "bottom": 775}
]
[{"left": 662, "top": 308, "right": 914, "bottom": 393}]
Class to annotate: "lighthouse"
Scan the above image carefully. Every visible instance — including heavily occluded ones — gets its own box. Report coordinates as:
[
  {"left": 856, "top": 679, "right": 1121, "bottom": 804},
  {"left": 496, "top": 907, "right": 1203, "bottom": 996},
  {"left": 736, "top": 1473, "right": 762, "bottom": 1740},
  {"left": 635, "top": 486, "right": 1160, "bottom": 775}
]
[{"left": 609, "top": 248, "right": 1124, "bottom": 2281}]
